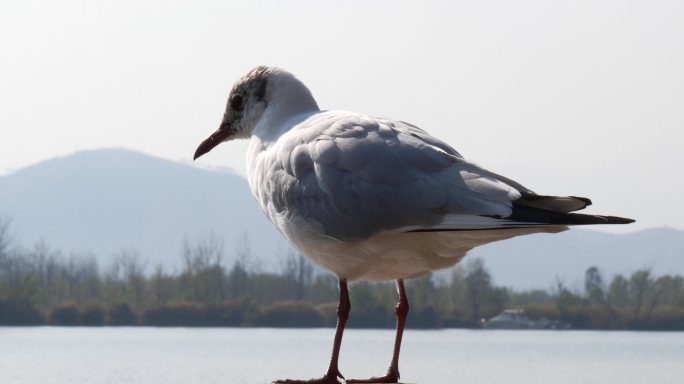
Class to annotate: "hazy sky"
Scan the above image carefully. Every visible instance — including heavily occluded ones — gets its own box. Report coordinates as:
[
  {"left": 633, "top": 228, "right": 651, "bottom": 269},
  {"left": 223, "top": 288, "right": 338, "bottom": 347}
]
[{"left": 1, "top": 0, "right": 682, "bottom": 234}]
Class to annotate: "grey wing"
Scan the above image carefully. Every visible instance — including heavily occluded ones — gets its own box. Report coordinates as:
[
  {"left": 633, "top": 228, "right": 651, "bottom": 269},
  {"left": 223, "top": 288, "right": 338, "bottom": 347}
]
[{"left": 266, "top": 112, "right": 528, "bottom": 242}]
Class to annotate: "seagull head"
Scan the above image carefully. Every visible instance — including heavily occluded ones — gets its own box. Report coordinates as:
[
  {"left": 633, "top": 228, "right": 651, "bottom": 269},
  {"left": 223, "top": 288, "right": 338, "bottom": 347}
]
[{"left": 194, "top": 65, "right": 319, "bottom": 160}]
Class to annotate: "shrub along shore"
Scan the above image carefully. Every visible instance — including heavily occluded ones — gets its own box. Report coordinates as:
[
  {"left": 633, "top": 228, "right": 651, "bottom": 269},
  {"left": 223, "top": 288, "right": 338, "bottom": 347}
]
[
  {"left": 1, "top": 218, "right": 684, "bottom": 330},
  {"left": 3, "top": 297, "right": 684, "bottom": 330}
]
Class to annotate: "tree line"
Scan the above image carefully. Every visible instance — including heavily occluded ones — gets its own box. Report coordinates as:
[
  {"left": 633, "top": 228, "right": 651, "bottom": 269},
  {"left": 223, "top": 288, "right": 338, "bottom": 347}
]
[{"left": 1, "top": 217, "right": 683, "bottom": 329}]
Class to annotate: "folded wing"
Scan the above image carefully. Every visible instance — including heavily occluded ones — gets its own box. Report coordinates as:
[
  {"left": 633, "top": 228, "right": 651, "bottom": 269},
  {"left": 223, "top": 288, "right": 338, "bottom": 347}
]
[{"left": 260, "top": 111, "right": 633, "bottom": 242}]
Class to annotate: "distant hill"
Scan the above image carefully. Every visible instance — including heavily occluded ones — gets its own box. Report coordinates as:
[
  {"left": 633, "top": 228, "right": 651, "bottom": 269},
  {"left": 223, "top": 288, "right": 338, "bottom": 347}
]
[
  {"left": 0, "top": 149, "right": 287, "bottom": 270},
  {"left": 1, "top": 149, "right": 682, "bottom": 288},
  {"left": 473, "top": 226, "right": 684, "bottom": 289}
]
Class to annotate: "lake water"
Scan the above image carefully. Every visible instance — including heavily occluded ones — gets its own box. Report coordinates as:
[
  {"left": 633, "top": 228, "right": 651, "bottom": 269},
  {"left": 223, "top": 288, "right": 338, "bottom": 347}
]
[{"left": 1, "top": 327, "right": 682, "bottom": 384}]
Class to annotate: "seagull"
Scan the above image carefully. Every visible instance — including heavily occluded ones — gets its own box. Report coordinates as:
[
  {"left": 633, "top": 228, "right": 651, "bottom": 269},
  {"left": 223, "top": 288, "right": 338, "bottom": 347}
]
[{"left": 194, "top": 66, "right": 634, "bottom": 384}]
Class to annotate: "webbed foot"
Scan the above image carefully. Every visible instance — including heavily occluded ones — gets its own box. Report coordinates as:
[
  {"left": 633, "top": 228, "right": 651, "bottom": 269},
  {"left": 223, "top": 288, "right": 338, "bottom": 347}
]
[
  {"left": 344, "top": 367, "right": 399, "bottom": 383},
  {"left": 273, "top": 368, "right": 344, "bottom": 384}
]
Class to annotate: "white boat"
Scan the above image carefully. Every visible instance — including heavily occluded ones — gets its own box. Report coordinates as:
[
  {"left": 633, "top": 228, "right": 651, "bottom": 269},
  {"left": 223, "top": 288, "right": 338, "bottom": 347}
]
[{"left": 483, "top": 309, "right": 567, "bottom": 329}]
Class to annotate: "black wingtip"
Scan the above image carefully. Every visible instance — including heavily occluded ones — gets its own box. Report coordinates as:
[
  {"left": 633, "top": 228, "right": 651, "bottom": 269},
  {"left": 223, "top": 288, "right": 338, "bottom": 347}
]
[
  {"left": 599, "top": 215, "right": 636, "bottom": 225},
  {"left": 517, "top": 193, "right": 593, "bottom": 213},
  {"left": 569, "top": 196, "right": 593, "bottom": 207},
  {"left": 508, "top": 206, "right": 635, "bottom": 226}
]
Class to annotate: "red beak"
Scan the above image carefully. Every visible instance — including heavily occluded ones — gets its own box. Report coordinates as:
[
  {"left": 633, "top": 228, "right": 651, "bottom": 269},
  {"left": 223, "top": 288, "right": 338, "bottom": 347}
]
[{"left": 193, "top": 124, "right": 233, "bottom": 160}]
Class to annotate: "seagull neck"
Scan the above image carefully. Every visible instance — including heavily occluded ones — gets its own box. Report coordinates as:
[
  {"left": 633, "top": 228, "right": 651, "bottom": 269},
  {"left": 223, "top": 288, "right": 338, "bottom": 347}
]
[
  {"left": 251, "top": 105, "right": 319, "bottom": 144},
  {"left": 248, "top": 76, "right": 319, "bottom": 141}
]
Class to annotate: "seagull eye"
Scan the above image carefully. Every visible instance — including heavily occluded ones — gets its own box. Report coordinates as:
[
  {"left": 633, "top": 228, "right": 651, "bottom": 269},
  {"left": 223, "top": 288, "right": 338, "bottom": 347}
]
[{"left": 229, "top": 94, "right": 244, "bottom": 111}]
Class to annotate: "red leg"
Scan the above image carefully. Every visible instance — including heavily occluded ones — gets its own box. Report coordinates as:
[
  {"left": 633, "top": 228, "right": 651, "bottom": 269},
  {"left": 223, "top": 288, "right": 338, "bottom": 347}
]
[
  {"left": 273, "top": 279, "right": 350, "bottom": 384},
  {"left": 346, "top": 279, "right": 409, "bottom": 383}
]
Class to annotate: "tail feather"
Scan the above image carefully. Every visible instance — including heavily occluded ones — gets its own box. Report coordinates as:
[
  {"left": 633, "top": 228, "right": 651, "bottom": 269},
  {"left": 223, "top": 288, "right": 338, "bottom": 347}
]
[{"left": 402, "top": 192, "right": 634, "bottom": 233}]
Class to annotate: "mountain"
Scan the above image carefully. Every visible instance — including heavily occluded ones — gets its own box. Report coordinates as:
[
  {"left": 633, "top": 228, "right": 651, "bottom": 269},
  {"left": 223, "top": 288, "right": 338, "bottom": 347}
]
[
  {"left": 1, "top": 149, "right": 682, "bottom": 288},
  {"left": 0, "top": 149, "right": 287, "bottom": 270},
  {"left": 473, "top": 226, "right": 684, "bottom": 289}
]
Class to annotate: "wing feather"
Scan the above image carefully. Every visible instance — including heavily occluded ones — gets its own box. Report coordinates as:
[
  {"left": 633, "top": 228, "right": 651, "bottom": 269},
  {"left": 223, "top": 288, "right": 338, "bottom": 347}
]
[
  {"left": 251, "top": 110, "right": 633, "bottom": 242},
  {"left": 255, "top": 111, "right": 529, "bottom": 241}
]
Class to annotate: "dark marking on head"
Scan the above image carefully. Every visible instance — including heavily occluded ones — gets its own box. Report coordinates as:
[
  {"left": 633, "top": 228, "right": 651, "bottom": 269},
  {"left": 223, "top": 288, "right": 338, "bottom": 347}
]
[
  {"left": 229, "top": 93, "right": 244, "bottom": 111},
  {"left": 228, "top": 65, "right": 272, "bottom": 111},
  {"left": 254, "top": 77, "right": 268, "bottom": 102},
  {"left": 244, "top": 65, "right": 271, "bottom": 103}
]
